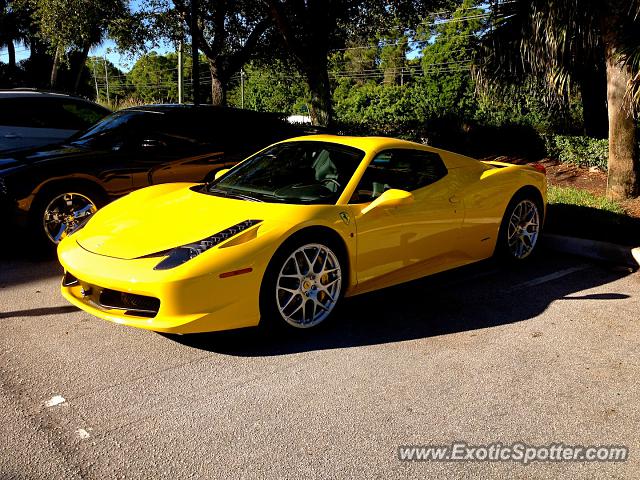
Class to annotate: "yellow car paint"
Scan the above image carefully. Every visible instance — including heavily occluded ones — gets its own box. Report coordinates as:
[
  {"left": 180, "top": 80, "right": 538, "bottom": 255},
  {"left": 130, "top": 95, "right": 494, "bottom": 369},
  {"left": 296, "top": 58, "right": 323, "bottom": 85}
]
[{"left": 58, "top": 135, "right": 546, "bottom": 333}]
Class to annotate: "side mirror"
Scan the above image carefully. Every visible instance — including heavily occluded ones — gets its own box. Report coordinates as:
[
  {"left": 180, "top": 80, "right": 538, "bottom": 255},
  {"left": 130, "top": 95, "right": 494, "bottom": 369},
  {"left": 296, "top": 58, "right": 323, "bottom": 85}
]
[
  {"left": 214, "top": 168, "right": 230, "bottom": 180},
  {"left": 361, "top": 189, "right": 414, "bottom": 215}
]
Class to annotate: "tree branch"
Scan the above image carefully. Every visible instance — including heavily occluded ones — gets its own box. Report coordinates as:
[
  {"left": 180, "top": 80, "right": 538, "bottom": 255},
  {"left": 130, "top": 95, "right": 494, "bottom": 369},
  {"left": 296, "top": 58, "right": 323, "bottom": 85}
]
[
  {"left": 226, "top": 17, "right": 270, "bottom": 74},
  {"left": 265, "top": 0, "right": 304, "bottom": 61}
]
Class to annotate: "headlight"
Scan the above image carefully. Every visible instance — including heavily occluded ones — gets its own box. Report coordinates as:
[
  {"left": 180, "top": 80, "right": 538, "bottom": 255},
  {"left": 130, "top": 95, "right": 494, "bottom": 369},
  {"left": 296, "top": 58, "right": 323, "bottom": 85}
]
[{"left": 154, "top": 219, "right": 262, "bottom": 270}]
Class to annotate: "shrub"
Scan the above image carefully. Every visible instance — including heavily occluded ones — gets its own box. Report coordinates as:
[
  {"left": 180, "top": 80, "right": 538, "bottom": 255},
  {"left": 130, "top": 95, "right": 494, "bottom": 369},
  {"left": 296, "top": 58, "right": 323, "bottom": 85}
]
[{"left": 542, "top": 135, "right": 609, "bottom": 170}]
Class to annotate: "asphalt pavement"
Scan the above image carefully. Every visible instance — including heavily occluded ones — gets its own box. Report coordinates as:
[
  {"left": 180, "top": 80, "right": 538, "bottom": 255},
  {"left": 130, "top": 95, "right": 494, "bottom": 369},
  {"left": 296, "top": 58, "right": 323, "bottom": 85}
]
[{"left": 0, "top": 245, "right": 638, "bottom": 479}]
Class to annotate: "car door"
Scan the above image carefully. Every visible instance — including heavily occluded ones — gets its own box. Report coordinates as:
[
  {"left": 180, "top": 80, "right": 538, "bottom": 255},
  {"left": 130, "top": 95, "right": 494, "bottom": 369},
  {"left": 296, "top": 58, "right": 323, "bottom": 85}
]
[{"left": 350, "top": 148, "right": 464, "bottom": 285}]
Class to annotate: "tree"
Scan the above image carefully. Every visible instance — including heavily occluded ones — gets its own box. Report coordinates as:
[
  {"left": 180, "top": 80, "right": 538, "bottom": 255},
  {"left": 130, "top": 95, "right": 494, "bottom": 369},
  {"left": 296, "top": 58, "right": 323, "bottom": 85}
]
[
  {"left": 265, "top": 0, "right": 453, "bottom": 127},
  {"left": 0, "top": 1, "right": 30, "bottom": 79},
  {"left": 474, "top": 0, "right": 640, "bottom": 200},
  {"left": 30, "top": 0, "right": 130, "bottom": 91},
  {"left": 127, "top": 51, "right": 186, "bottom": 103},
  {"left": 227, "top": 60, "right": 308, "bottom": 114},
  {"left": 86, "top": 56, "right": 131, "bottom": 103},
  {"left": 416, "top": 0, "right": 482, "bottom": 118},
  {"left": 171, "top": 0, "right": 269, "bottom": 106}
]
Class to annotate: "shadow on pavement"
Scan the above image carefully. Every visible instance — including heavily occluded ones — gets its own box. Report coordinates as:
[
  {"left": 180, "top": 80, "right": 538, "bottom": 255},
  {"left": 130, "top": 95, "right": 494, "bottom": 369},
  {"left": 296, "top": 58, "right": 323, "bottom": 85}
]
[
  {"left": 0, "top": 305, "right": 77, "bottom": 319},
  {"left": 165, "top": 251, "right": 633, "bottom": 356},
  {"left": 0, "top": 235, "right": 62, "bottom": 287}
]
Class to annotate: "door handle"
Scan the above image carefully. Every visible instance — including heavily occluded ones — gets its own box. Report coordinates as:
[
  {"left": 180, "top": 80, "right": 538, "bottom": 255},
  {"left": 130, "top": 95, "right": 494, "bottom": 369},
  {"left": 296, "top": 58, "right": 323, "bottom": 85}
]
[
  {"left": 4, "top": 133, "right": 18, "bottom": 139},
  {"left": 449, "top": 195, "right": 460, "bottom": 204}
]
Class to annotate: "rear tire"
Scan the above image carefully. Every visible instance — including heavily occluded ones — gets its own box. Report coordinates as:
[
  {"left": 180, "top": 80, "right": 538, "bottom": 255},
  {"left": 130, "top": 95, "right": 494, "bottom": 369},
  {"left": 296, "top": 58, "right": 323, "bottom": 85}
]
[
  {"left": 260, "top": 237, "right": 344, "bottom": 331},
  {"left": 496, "top": 192, "right": 543, "bottom": 262}
]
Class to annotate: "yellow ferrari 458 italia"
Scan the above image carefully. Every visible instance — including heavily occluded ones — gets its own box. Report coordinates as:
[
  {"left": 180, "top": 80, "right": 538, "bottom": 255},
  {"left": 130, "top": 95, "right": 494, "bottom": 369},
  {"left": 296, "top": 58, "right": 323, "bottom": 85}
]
[{"left": 58, "top": 135, "right": 546, "bottom": 333}]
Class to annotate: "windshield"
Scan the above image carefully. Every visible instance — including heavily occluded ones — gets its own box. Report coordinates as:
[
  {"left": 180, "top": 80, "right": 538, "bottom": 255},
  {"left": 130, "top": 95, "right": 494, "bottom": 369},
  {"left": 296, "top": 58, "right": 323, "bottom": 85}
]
[
  {"left": 206, "top": 141, "right": 365, "bottom": 204},
  {"left": 70, "top": 110, "right": 150, "bottom": 148}
]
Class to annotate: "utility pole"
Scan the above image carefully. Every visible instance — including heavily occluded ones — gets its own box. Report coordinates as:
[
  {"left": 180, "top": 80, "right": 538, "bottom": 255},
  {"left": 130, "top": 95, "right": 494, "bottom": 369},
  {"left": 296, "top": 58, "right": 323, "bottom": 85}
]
[
  {"left": 191, "top": 0, "right": 200, "bottom": 105},
  {"left": 103, "top": 54, "right": 110, "bottom": 104},
  {"left": 177, "top": 39, "right": 183, "bottom": 104},
  {"left": 92, "top": 61, "right": 99, "bottom": 100},
  {"left": 240, "top": 68, "right": 245, "bottom": 109}
]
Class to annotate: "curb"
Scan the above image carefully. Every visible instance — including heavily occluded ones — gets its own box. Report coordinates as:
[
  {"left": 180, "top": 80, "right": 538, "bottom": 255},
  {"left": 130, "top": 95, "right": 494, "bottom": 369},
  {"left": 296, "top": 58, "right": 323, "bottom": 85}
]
[{"left": 543, "top": 234, "right": 640, "bottom": 269}]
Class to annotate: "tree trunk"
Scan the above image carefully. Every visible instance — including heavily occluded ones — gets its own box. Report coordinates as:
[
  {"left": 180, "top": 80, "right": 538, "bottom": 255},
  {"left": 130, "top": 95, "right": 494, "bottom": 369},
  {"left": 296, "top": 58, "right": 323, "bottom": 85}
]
[
  {"left": 7, "top": 40, "right": 15, "bottom": 71},
  {"left": 603, "top": 49, "right": 639, "bottom": 200},
  {"left": 208, "top": 60, "right": 226, "bottom": 106},
  {"left": 73, "top": 42, "right": 92, "bottom": 92},
  {"left": 579, "top": 64, "right": 608, "bottom": 139},
  {"left": 304, "top": 64, "right": 332, "bottom": 127},
  {"left": 50, "top": 45, "right": 62, "bottom": 89}
]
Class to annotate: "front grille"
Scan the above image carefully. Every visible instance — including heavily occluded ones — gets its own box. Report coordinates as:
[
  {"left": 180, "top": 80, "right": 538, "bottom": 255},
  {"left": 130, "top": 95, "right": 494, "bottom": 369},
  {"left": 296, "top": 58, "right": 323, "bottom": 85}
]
[{"left": 99, "top": 289, "right": 160, "bottom": 318}]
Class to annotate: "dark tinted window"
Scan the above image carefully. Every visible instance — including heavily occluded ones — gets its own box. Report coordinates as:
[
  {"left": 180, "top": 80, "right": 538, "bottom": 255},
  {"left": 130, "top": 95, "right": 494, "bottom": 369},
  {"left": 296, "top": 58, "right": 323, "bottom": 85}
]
[
  {"left": 0, "top": 97, "right": 108, "bottom": 130},
  {"left": 60, "top": 101, "right": 108, "bottom": 128},
  {"left": 208, "top": 141, "right": 365, "bottom": 204},
  {"left": 70, "top": 110, "right": 152, "bottom": 149},
  {"left": 351, "top": 149, "right": 448, "bottom": 203}
]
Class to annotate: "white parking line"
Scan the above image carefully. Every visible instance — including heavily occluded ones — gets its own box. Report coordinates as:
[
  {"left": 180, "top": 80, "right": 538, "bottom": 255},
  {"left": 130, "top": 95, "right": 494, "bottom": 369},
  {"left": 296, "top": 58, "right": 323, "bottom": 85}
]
[{"left": 505, "top": 264, "right": 591, "bottom": 293}]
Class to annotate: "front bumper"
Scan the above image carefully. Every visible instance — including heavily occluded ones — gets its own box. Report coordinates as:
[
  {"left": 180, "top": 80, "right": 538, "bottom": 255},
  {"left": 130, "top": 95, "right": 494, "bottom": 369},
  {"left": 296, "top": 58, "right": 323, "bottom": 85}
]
[
  {"left": 58, "top": 240, "right": 265, "bottom": 334},
  {"left": 0, "top": 188, "right": 27, "bottom": 229}
]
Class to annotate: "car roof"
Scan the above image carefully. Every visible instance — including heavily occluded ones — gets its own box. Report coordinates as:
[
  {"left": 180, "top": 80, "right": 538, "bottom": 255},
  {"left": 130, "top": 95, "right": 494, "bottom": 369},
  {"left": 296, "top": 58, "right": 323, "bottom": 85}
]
[
  {"left": 122, "top": 103, "right": 286, "bottom": 119},
  {"left": 0, "top": 89, "right": 94, "bottom": 101},
  {"left": 280, "top": 134, "right": 442, "bottom": 154}
]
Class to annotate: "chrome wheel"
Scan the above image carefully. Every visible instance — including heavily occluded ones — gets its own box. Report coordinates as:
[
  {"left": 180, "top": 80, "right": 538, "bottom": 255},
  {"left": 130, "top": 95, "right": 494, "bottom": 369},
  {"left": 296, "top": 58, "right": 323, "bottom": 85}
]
[
  {"left": 43, "top": 192, "right": 97, "bottom": 244},
  {"left": 275, "top": 243, "right": 342, "bottom": 328},
  {"left": 507, "top": 199, "right": 540, "bottom": 259}
]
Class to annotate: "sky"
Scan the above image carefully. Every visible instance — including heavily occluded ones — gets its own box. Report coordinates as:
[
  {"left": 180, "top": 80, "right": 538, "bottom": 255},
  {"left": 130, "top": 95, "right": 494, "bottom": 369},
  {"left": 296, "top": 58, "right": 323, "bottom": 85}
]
[{"left": 0, "top": 0, "right": 173, "bottom": 73}]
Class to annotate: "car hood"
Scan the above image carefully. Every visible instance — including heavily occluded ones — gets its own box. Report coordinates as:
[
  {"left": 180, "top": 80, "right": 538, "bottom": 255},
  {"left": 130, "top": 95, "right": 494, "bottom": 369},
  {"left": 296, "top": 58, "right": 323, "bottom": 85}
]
[
  {"left": 0, "top": 142, "right": 101, "bottom": 166},
  {"left": 75, "top": 183, "right": 313, "bottom": 260}
]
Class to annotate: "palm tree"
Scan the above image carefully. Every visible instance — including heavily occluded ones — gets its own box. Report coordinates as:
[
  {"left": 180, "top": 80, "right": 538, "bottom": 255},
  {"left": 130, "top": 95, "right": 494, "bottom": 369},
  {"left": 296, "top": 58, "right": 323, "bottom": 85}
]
[
  {"left": 0, "top": 0, "right": 29, "bottom": 78},
  {"left": 474, "top": 0, "right": 640, "bottom": 200}
]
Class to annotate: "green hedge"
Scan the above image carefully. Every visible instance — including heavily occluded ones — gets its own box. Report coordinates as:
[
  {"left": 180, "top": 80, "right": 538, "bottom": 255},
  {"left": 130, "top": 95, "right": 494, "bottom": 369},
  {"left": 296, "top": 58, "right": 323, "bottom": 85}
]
[{"left": 542, "top": 135, "right": 609, "bottom": 170}]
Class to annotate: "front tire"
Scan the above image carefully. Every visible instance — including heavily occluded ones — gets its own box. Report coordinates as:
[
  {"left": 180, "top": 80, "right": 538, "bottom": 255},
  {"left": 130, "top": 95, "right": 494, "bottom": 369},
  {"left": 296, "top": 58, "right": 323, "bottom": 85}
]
[
  {"left": 261, "top": 239, "right": 344, "bottom": 330},
  {"left": 30, "top": 187, "right": 104, "bottom": 247},
  {"left": 496, "top": 193, "right": 543, "bottom": 261}
]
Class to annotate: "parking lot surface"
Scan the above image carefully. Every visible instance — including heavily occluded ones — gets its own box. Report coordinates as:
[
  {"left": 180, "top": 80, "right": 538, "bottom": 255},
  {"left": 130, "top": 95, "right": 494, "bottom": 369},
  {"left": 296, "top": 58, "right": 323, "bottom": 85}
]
[{"left": 1, "top": 247, "right": 639, "bottom": 479}]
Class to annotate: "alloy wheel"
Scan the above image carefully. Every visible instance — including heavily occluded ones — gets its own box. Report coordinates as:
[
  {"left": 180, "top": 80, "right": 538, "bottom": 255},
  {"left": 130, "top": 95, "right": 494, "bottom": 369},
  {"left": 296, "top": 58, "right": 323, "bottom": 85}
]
[
  {"left": 507, "top": 199, "right": 540, "bottom": 259},
  {"left": 275, "top": 243, "right": 342, "bottom": 328},
  {"left": 43, "top": 192, "right": 97, "bottom": 244}
]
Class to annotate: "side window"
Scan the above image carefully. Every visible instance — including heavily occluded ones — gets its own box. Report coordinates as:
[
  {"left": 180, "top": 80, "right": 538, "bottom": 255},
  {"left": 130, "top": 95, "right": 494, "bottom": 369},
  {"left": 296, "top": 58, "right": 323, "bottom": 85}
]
[
  {"left": 61, "top": 101, "right": 108, "bottom": 129},
  {"left": 0, "top": 98, "right": 52, "bottom": 128},
  {"left": 350, "top": 149, "right": 448, "bottom": 203}
]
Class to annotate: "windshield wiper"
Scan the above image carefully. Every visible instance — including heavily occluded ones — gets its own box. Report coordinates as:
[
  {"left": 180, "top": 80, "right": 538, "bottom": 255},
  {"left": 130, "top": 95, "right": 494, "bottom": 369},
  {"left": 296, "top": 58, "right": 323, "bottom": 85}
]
[{"left": 207, "top": 187, "right": 263, "bottom": 202}]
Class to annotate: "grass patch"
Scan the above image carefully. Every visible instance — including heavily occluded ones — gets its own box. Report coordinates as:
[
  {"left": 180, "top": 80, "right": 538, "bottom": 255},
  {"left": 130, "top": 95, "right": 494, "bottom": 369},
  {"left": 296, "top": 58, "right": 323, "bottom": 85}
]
[
  {"left": 547, "top": 185, "right": 625, "bottom": 214},
  {"left": 545, "top": 186, "right": 639, "bottom": 245}
]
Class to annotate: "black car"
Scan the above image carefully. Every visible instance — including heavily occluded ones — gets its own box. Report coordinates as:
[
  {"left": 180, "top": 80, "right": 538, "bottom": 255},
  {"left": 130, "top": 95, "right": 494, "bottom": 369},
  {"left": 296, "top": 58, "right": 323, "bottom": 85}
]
[{"left": 0, "top": 104, "right": 317, "bottom": 246}]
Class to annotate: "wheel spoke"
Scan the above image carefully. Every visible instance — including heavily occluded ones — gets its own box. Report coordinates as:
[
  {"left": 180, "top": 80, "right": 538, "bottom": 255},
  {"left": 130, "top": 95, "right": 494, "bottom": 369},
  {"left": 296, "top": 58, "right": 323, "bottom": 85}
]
[
  {"left": 53, "top": 223, "right": 67, "bottom": 242},
  {"left": 74, "top": 204, "right": 94, "bottom": 219},
  {"left": 278, "top": 286, "right": 299, "bottom": 295},
  {"left": 280, "top": 292, "right": 299, "bottom": 312}
]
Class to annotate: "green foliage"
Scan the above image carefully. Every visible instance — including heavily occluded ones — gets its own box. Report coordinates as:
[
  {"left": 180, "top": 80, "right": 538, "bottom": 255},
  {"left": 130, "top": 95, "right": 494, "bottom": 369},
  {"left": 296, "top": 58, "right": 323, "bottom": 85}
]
[
  {"left": 332, "top": 0, "right": 484, "bottom": 129},
  {"left": 31, "top": 0, "right": 128, "bottom": 53},
  {"left": 86, "top": 56, "right": 131, "bottom": 101},
  {"left": 334, "top": 80, "right": 422, "bottom": 127},
  {"left": 127, "top": 51, "right": 181, "bottom": 103},
  {"left": 227, "top": 62, "right": 309, "bottom": 114},
  {"left": 543, "top": 135, "right": 609, "bottom": 170},
  {"left": 547, "top": 186, "right": 625, "bottom": 214}
]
